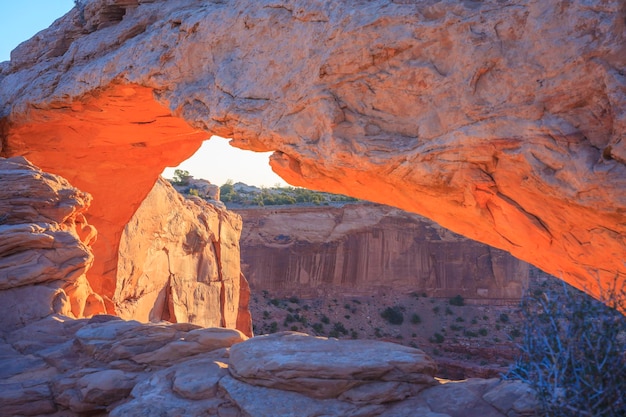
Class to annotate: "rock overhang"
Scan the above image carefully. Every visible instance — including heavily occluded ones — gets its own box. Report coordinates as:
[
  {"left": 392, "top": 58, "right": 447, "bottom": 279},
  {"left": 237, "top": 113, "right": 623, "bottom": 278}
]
[{"left": 0, "top": 0, "right": 624, "bottom": 302}]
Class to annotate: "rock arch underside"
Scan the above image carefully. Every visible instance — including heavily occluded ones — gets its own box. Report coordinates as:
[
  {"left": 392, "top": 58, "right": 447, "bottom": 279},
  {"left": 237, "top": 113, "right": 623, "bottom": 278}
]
[{"left": 1, "top": 0, "right": 624, "bottom": 309}]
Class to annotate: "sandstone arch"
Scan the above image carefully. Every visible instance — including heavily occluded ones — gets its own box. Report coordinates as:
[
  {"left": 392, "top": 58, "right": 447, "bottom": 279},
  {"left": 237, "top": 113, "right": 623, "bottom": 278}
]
[{"left": 1, "top": 0, "right": 624, "bottom": 307}]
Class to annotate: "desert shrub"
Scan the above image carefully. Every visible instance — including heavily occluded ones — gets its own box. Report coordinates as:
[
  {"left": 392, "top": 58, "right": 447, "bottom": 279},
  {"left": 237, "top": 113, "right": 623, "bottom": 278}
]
[
  {"left": 506, "top": 280, "right": 626, "bottom": 417},
  {"left": 311, "top": 323, "right": 324, "bottom": 334},
  {"left": 430, "top": 332, "right": 445, "bottom": 344},
  {"left": 268, "top": 322, "right": 278, "bottom": 333},
  {"left": 410, "top": 313, "right": 421, "bottom": 324},
  {"left": 449, "top": 295, "right": 465, "bottom": 306},
  {"left": 320, "top": 315, "right": 330, "bottom": 324},
  {"left": 333, "top": 322, "right": 348, "bottom": 335},
  {"left": 351, "top": 330, "right": 358, "bottom": 339},
  {"left": 172, "top": 169, "right": 192, "bottom": 185},
  {"left": 450, "top": 324, "right": 463, "bottom": 332},
  {"left": 478, "top": 328, "right": 488, "bottom": 336},
  {"left": 432, "top": 306, "right": 440, "bottom": 314},
  {"left": 445, "top": 307, "right": 454, "bottom": 316},
  {"left": 288, "top": 296, "right": 300, "bottom": 304},
  {"left": 464, "top": 330, "right": 478, "bottom": 338},
  {"left": 498, "top": 313, "right": 510, "bottom": 323},
  {"left": 381, "top": 306, "right": 404, "bottom": 325}
]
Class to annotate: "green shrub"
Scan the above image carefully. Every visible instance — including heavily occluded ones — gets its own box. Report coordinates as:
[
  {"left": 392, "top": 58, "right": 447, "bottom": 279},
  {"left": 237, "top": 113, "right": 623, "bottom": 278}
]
[
  {"left": 507, "top": 280, "right": 626, "bottom": 417},
  {"left": 410, "top": 313, "right": 421, "bottom": 324},
  {"left": 381, "top": 306, "right": 404, "bottom": 325},
  {"left": 478, "top": 328, "right": 488, "bottom": 336},
  {"left": 430, "top": 333, "right": 445, "bottom": 344},
  {"left": 172, "top": 169, "right": 192, "bottom": 185},
  {"left": 498, "top": 313, "right": 509, "bottom": 323},
  {"left": 320, "top": 315, "right": 330, "bottom": 325},
  {"left": 311, "top": 323, "right": 323, "bottom": 333},
  {"left": 333, "top": 322, "right": 348, "bottom": 335},
  {"left": 449, "top": 295, "right": 465, "bottom": 306},
  {"left": 288, "top": 296, "right": 300, "bottom": 304},
  {"left": 268, "top": 322, "right": 278, "bottom": 333}
]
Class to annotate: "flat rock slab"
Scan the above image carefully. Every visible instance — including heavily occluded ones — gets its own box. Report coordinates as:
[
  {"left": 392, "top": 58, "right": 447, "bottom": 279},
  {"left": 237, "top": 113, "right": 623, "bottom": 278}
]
[{"left": 229, "top": 332, "right": 437, "bottom": 399}]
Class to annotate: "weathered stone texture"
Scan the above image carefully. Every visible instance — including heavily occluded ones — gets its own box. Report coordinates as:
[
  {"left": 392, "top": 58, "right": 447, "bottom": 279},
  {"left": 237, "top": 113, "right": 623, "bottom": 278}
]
[
  {"left": 0, "top": 157, "right": 104, "bottom": 330},
  {"left": 1, "top": 319, "right": 538, "bottom": 416},
  {"left": 1, "top": 0, "right": 623, "bottom": 298},
  {"left": 115, "top": 177, "right": 252, "bottom": 336},
  {"left": 237, "top": 203, "right": 529, "bottom": 300}
]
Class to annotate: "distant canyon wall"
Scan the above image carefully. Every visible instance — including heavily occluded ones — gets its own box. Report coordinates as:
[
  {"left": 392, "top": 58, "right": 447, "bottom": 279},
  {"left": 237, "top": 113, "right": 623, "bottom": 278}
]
[{"left": 237, "top": 203, "right": 529, "bottom": 301}]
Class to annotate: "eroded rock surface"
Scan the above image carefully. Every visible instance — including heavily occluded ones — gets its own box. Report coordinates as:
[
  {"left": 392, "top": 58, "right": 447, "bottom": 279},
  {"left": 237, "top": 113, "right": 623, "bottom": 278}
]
[
  {"left": 1, "top": 319, "right": 537, "bottom": 417},
  {"left": 0, "top": 157, "right": 104, "bottom": 330},
  {"left": 1, "top": 0, "right": 623, "bottom": 298},
  {"left": 116, "top": 177, "right": 252, "bottom": 336},
  {"left": 237, "top": 203, "right": 529, "bottom": 300}
]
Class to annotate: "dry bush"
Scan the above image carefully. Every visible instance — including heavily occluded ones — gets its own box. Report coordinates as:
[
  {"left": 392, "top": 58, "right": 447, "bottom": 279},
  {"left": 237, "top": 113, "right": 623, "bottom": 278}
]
[{"left": 507, "top": 277, "right": 626, "bottom": 417}]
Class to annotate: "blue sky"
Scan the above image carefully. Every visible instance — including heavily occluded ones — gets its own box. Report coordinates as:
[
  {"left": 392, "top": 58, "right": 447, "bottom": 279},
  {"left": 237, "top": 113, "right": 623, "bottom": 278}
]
[{"left": 0, "top": 1, "right": 287, "bottom": 187}]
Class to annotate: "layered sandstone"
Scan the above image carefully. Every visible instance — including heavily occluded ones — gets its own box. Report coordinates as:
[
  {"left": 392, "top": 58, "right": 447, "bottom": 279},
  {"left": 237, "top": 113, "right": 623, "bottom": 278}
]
[
  {"left": 0, "top": 157, "right": 105, "bottom": 330},
  {"left": 116, "top": 177, "right": 252, "bottom": 336},
  {"left": 237, "top": 203, "right": 529, "bottom": 300},
  {"left": 0, "top": 0, "right": 624, "bottom": 299},
  {"left": 0, "top": 316, "right": 538, "bottom": 416}
]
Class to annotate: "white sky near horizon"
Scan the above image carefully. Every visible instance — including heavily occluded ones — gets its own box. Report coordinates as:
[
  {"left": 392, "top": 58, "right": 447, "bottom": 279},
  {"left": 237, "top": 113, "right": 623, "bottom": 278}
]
[{"left": 0, "top": 1, "right": 288, "bottom": 187}]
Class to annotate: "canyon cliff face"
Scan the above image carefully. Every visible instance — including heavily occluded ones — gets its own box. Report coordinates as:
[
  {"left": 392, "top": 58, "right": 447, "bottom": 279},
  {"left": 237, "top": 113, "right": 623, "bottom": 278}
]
[
  {"left": 0, "top": 0, "right": 624, "bottom": 301},
  {"left": 0, "top": 157, "right": 105, "bottom": 330},
  {"left": 238, "top": 203, "right": 528, "bottom": 301},
  {"left": 116, "top": 178, "right": 252, "bottom": 336}
]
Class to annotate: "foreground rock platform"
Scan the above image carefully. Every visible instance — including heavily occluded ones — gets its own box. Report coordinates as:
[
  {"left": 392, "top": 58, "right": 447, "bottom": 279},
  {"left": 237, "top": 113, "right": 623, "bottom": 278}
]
[
  {"left": 1, "top": 318, "right": 538, "bottom": 416},
  {"left": 1, "top": 0, "right": 623, "bottom": 301}
]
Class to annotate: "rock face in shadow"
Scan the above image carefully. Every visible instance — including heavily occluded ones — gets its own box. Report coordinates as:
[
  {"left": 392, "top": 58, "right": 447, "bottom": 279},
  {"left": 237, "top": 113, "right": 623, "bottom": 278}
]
[
  {"left": 0, "top": 317, "right": 538, "bottom": 417},
  {"left": 116, "top": 178, "right": 252, "bottom": 336},
  {"left": 1, "top": 0, "right": 624, "bottom": 300},
  {"left": 237, "top": 203, "right": 529, "bottom": 301},
  {"left": 0, "top": 157, "right": 105, "bottom": 330}
]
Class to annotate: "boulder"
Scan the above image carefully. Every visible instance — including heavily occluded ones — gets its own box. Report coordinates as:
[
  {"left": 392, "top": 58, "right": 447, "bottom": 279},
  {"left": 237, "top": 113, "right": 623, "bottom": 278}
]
[
  {"left": 228, "top": 332, "right": 437, "bottom": 398},
  {"left": 116, "top": 177, "right": 252, "bottom": 336}
]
